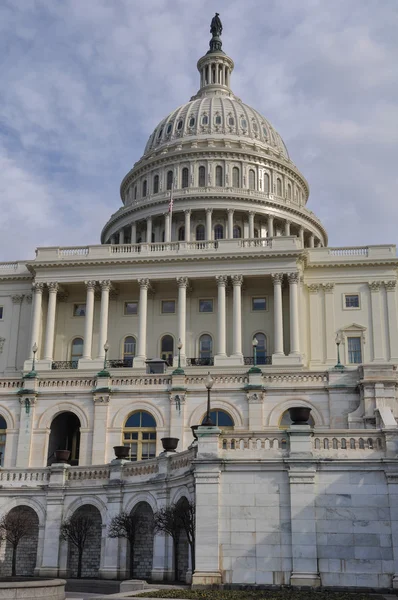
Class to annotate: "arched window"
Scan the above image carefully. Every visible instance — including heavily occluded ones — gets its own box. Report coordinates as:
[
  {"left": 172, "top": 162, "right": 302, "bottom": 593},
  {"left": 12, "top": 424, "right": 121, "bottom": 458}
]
[
  {"left": 214, "top": 224, "right": 224, "bottom": 240},
  {"left": 249, "top": 169, "right": 255, "bottom": 190},
  {"left": 178, "top": 226, "right": 185, "bottom": 241},
  {"left": 142, "top": 180, "right": 147, "bottom": 197},
  {"left": 153, "top": 175, "right": 159, "bottom": 194},
  {"left": 161, "top": 335, "right": 174, "bottom": 366},
  {"left": 264, "top": 173, "right": 270, "bottom": 193},
  {"left": 215, "top": 166, "right": 223, "bottom": 187},
  {"left": 277, "top": 178, "right": 282, "bottom": 196},
  {"left": 196, "top": 224, "right": 205, "bottom": 241},
  {"left": 253, "top": 333, "right": 267, "bottom": 364},
  {"left": 198, "top": 166, "right": 206, "bottom": 187},
  {"left": 199, "top": 334, "right": 212, "bottom": 361},
  {"left": 71, "top": 337, "right": 83, "bottom": 367},
  {"left": 233, "top": 225, "right": 241, "bottom": 239},
  {"left": 287, "top": 183, "right": 292, "bottom": 199},
  {"left": 201, "top": 409, "right": 234, "bottom": 428},
  {"left": 215, "top": 115, "right": 222, "bottom": 125},
  {"left": 232, "top": 167, "right": 240, "bottom": 187},
  {"left": 134, "top": 186, "right": 137, "bottom": 200},
  {"left": 166, "top": 170, "right": 173, "bottom": 191},
  {"left": 123, "top": 411, "right": 156, "bottom": 461},
  {"left": 182, "top": 167, "right": 189, "bottom": 189},
  {"left": 123, "top": 336, "right": 136, "bottom": 367},
  {"left": 0, "top": 416, "right": 6, "bottom": 465},
  {"left": 201, "top": 115, "right": 208, "bottom": 126}
]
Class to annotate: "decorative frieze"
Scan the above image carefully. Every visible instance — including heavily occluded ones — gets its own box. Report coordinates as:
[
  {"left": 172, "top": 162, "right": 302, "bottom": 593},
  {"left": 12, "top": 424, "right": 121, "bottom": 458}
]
[
  {"left": 385, "top": 280, "right": 397, "bottom": 291},
  {"left": 11, "top": 295, "right": 24, "bottom": 304}
]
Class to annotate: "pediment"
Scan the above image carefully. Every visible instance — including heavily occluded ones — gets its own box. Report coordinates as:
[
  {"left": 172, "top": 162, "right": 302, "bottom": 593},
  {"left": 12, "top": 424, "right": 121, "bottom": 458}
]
[{"left": 341, "top": 323, "right": 367, "bottom": 333}]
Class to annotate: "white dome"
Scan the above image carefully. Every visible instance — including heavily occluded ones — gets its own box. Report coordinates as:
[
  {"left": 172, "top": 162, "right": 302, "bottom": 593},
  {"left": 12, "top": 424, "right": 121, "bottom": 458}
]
[{"left": 144, "top": 95, "right": 290, "bottom": 161}]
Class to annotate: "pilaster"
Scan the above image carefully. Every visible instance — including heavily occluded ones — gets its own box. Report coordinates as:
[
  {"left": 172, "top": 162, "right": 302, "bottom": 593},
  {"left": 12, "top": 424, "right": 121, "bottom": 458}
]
[
  {"left": 369, "top": 281, "right": 385, "bottom": 361},
  {"left": 91, "top": 392, "right": 110, "bottom": 464},
  {"left": 307, "top": 284, "right": 322, "bottom": 367},
  {"left": 385, "top": 280, "right": 398, "bottom": 361},
  {"left": 15, "top": 392, "right": 37, "bottom": 467},
  {"left": 322, "top": 283, "right": 335, "bottom": 364}
]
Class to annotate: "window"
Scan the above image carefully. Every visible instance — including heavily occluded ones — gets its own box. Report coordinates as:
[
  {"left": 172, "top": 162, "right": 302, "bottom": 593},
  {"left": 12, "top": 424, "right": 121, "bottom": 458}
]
[
  {"left": 264, "top": 173, "right": 270, "bottom": 193},
  {"left": 241, "top": 118, "right": 247, "bottom": 128},
  {"left": 277, "top": 178, "right": 282, "bottom": 196},
  {"left": 199, "top": 299, "right": 213, "bottom": 313},
  {"left": 233, "top": 225, "right": 241, "bottom": 239},
  {"left": 123, "top": 336, "right": 136, "bottom": 366},
  {"left": 215, "top": 166, "right": 223, "bottom": 187},
  {"left": 254, "top": 332, "right": 267, "bottom": 364},
  {"left": 71, "top": 337, "right": 83, "bottom": 367},
  {"left": 215, "top": 115, "right": 222, "bottom": 125},
  {"left": 166, "top": 170, "right": 173, "bottom": 191},
  {"left": 254, "top": 228, "right": 259, "bottom": 238},
  {"left": 199, "top": 334, "right": 213, "bottom": 359},
  {"left": 198, "top": 166, "right": 206, "bottom": 187},
  {"left": 182, "top": 167, "right": 189, "bottom": 189},
  {"left": 252, "top": 121, "right": 258, "bottom": 132},
  {"left": 0, "top": 307, "right": 3, "bottom": 320},
  {"left": 153, "top": 175, "right": 159, "bottom": 194},
  {"left": 124, "top": 301, "right": 138, "bottom": 315},
  {"left": 201, "top": 410, "right": 234, "bottom": 428},
  {"left": 214, "top": 224, "right": 224, "bottom": 240},
  {"left": 157, "top": 128, "right": 163, "bottom": 139},
  {"left": 0, "top": 416, "right": 6, "bottom": 465},
  {"left": 348, "top": 337, "right": 362, "bottom": 364},
  {"left": 177, "top": 119, "right": 183, "bottom": 130},
  {"left": 123, "top": 411, "right": 156, "bottom": 461},
  {"left": 249, "top": 169, "right": 255, "bottom": 190},
  {"left": 161, "top": 300, "right": 175, "bottom": 314},
  {"left": 161, "top": 335, "right": 174, "bottom": 366},
  {"left": 345, "top": 294, "right": 360, "bottom": 309},
  {"left": 201, "top": 115, "right": 209, "bottom": 125},
  {"left": 178, "top": 226, "right": 185, "bottom": 241},
  {"left": 232, "top": 167, "right": 240, "bottom": 187},
  {"left": 188, "top": 117, "right": 195, "bottom": 128},
  {"left": 166, "top": 123, "right": 172, "bottom": 134},
  {"left": 196, "top": 224, "right": 205, "bottom": 241},
  {"left": 73, "top": 303, "right": 86, "bottom": 317},
  {"left": 228, "top": 116, "right": 235, "bottom": 126},
  {"left": 287, "top": 183, "right": 292, "bottom": 199},
  {"left": 262, "top": 125, "right": 268, "bottom": 137},
  {"left": 252, "top": 298, "right": 266, "bottom": 311},
  {"left": 142, "top": 180, "right": 147, "bottom": 197},
  {"left": 134, "top": 186, "right": 137, "bottom": 200}
]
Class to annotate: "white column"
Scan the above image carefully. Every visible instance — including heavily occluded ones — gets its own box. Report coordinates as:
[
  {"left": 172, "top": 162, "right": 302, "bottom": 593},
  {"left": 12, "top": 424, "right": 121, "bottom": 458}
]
[
  {"left": 248, "top": 211, "right": 255, "bottom": 238},
  {"left": 146, "top": 217, "right": 152, "bottom": 243},
  {"left": 177, "top": 277, "right": 188, "bottom": 362},
  {"left": 232, "top": 275, "right": 243, "bottom": 357},
  {"left": 110, "top": 236, "right": 115, "bottom": 245},
  {"left": 272, "top": 273, "right": 284, "bottom": 355},
  {"left": 323, "top": 283, "right": 335, "bottom": 363},
  {"left": 299, "top": 227, "right": 304, "bottom": 247},
  {"left": 184, "top": 209, "right": 191, "bottom": 242},
  {"left": 267, "top": 215, "right": 274, "bottom": 237},
  {"left": 309, "top": 233, "right": 315, "bottom": 248},
  {"left": 83, "top": 281, "right": 96, "bottom": 360},
  {"left": 137, "top": 279, "right": 149, "bottom": 359},
  {"left": 307, "top": 284, "right": 322, "bottom": 366},
  {"left": 165, "top": 213, "right": 171, "bottom": 242},
  {"left": 97, "top": 280, "right": 111, "bottom": 359},
  {"left": 386, "top": 281, "right": 398, "bottom": 361},
  {"left": 43, "top": 282, "right": 58, "bottom": 361},
  {"left": 6, "top": 295, "right": 24, "bottom": 370},
  {"left": 288, "top": 273, "right": 300, "bottom": 355},
  {"left": 91, "top": 395, "right": 110, "bottom": 464},
  {"left": 206, "top": 208, "right": 213, "bottom": 241},
  {"left": 285, "top": 220, "right": 291, "bottom": 236},
  {"left": 29, "top": 282, "right": 44, "bottom": 358},
  {"left": 131, "top": 222, "right": 137, "bottom": 244},
  {"left": 369, "top": 281, "right": 384, "bottom": 361},
  {"left": 227, "top": 209, "right": 234, "bottom": 239},
  {"left": 119, "top": 228, "right": 125, "bottom": 245},
  {"left": 215, "top": 275, "right": 227, "bottom": 357}
]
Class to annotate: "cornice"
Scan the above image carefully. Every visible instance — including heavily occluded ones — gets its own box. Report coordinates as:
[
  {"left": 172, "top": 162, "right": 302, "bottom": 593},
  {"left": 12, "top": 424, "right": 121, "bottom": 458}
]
[{"left": 305, "top": 260, "right": 398, "bottom": 269}]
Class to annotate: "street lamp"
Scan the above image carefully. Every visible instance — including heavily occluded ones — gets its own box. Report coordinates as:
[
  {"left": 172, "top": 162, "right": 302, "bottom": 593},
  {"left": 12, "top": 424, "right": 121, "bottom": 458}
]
[
  {"left": 335, "top": 332, "right": 344, "bottom": 370},
  {"left": 97, "top": 341, "right": 111, "bottom": 378},
  {"left": 24, "top": 343, "right": 38, "bottom": 379},
  {"left": 202, "top": 371, "right": 214, "bottom": 426},
  {"left": 173, "top": 339, "right": 184, "bottom": 375},
  {"left": 248, "top": 337, "right": 261, "bottom": 374}
]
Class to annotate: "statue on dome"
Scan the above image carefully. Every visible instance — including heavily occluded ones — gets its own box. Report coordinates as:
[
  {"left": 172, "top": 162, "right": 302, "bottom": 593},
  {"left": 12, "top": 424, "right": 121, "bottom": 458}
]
[{"left": 210, "top": 13, "right": 222, "bottom": 38}]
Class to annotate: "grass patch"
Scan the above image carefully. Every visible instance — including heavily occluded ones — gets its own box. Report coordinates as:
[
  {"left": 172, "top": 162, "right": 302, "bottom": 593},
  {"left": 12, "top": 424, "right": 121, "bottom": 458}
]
[{"left": 136, "top": 590, "right": 376, "bottom": 600}]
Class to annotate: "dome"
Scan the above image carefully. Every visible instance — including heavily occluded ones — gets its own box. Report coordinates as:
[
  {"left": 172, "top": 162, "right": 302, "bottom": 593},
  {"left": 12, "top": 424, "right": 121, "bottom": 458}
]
[{"left": 143, "top": 96, "right": 290, "bottom": 161}]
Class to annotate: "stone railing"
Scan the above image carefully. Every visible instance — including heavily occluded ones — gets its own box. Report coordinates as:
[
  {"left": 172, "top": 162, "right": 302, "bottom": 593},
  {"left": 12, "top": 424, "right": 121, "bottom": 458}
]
[
  {"left": 111, "top": 376, "right": 172, "bottom": 386},
  {"left": 169, "top": 447, "right": 196, "bottom": 471},
  {"left": 0, "top": 469, "right": 50, "bottom": 486},
  {"left": 122, "top": 458, "right": 159, "bottom": 480},
  {"left": 66, "top": 466, "right": 111, "bottom": 483},
  {"left": 312, "top": 432, "right": 385, "bottom": 456},
  {"left": 306, "top": 245, "right": 396, "bottom": 264},
  {"left": 219, "top": 432, "right": 288, "bottom": 454}
]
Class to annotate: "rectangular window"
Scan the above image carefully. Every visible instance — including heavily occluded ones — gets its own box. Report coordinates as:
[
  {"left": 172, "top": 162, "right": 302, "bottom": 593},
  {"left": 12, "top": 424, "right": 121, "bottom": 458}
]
[
  {"left": 73, "top": 303, "right": 86, "bottom": 317},
  {"left": 0, "top": 306, "right": 3, "bottom": 320},
  {"left": 199, "top": 299, "right": 213, "bottom": 313},
  {"left": 345, "top": 294, "right": 360, "bottom": 309},
  {"left": 252, "top": 297, "right": 267, "bottom": 311},
  {"left": 161, "top": 300, "right": 176, "bottom": 314},
  {"left": 124, "top": 301, "right": 138, "bottom": 315},
  {"left": 348, "top": 337, "right": 362, "bottom": 364}
]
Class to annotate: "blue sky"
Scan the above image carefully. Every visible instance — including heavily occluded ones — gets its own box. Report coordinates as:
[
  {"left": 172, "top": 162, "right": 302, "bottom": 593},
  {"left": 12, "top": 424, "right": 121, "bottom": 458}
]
[{"left": 0, "top": 0, "right": 397, "bottom": 260}]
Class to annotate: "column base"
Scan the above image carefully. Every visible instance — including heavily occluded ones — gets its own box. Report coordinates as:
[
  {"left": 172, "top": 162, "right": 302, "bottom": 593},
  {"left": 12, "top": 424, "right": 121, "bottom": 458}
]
[
  {"left": 192, "top": 570, "right": 222, "bottom": 587},
  {"left": 132, "top": 356, "right": 147, "bottom": 369},
  {"left": 272, "top": 353, "right": 303, "bottom": 366},
  {"left": 290, "top": 572, "right": 321, "bottom": 587},
  {"left": 78, "top": 358, "right": 94, "bottom": 369},
  {"left": 36, "top": 567, "right": 59, "bottom": 578},
  {"left": 99, "top": 566, "right": 121, "bottom": 580}
]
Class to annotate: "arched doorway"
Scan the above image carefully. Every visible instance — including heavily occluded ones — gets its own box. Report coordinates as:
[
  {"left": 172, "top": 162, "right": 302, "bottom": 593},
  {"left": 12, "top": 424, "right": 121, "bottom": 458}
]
[
  {"left": 66, "top": 504, "right": 102, "bottom": 578},
  {"left": 0, "top": 505, "right": 39, "bottom": 577},
  {"left": 176, "top": 497, "right": 190, "bottom": 582},
  {"left": 47, "top": 412, "right": 81, "bottom": 465},
  {"left": 160, "top": 335, "right": 174, "bottom": 366},
  {"left": 130, "top": 502, "right": 154, "bottom": 579}
]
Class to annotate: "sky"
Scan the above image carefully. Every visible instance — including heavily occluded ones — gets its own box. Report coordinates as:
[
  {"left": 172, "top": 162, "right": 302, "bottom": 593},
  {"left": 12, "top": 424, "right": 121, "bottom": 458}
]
[{"left": 0, "top": 0, "right": 397, "bottom": 261}]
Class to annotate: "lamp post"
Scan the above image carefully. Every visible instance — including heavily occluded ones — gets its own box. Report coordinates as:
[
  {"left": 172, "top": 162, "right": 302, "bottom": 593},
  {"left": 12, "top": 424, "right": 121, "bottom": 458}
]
[
  {"left": 97, "top": 341, "right": 111, "bottom": 377},
  {"left": 335, "top": 332, "right": 344, "bottom": 370},
  {"left": 173, "top": 339, "right": 184, "bottom": 375},
  {"left": 24, "top": 343, "right": 38, "bottom": 379},
  {"left": 248, "top": 337, "right": 261, "bottom": 374},
  {"left": 202, "top": 371, "right": 214, "bottom": 426}
]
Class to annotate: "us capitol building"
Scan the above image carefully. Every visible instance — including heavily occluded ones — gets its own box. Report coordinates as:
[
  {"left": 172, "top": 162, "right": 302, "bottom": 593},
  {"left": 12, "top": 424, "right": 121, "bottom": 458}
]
[{"left": 0, "top": 14, "right": 397, "bottom": 590}]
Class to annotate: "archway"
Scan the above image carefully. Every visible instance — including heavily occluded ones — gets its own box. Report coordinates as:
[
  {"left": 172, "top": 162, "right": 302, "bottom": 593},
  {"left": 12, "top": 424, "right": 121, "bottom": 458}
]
[
  {"left": 130, "top": 502, "right": 154, "bottom": 579},
  {"left": 0, "top": 505, "right": 39, "bottom": 577},
  {"left": 47, "top": 412, "right": 81, "bottom": 465},
  {"left": 66, "top": 504, "right": 102, "bottom": 578},
  {"left": 176, "top": 497, "right": 190, "bottom": 582}
]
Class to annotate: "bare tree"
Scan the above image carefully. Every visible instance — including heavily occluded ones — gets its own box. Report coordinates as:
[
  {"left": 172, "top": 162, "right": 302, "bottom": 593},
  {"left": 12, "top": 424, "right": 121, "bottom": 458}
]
[
  {"left": 60, "top": 515, "right": 93, "bottom": 578},
  {"left": 177, "top": 499, "right": 196, "bottom": 572},
  {"left": 0, "top": 508, "right": 37, "bottom": 577},
  {"left": 153, "top": 505, "right": 183, "bottom": 581},
  {"left": 108, "top": 511, "right": 144, "bottom": 577}
]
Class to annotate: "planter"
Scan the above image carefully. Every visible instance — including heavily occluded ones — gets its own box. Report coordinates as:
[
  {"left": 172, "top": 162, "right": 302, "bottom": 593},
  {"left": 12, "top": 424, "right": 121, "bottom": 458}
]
[
  {"left": 161, "top": 437, "right": 179, "bottom": 452},
  {"left": 113, "top": 445, "right": 130, "bottom": 459},
  {"left": 191, "top": 425, "right": 199, "bottom": 440},
  {"left": 288, "top": 407, "right": 312, "bottom": 425},
  {"left": 55, "top": 449, "right": 70, "bottom": 463}
]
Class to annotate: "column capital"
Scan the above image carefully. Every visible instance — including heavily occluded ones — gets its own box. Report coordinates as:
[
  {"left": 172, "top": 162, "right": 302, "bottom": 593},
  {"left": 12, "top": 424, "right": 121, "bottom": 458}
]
[
  {"left": 227, "top": 208, "right": 235, "bottom": 215},
  {"left": 249, "top": 211, "right": 255, "bottom": 217},
  {"left": 231, "top": 274, "right": 243, "bottom": 286},
  {"left": 287, "top": 273, "right": 299, "bottom": 285},
  {"left": 206, "top": 208, "right": 213, "bottom": 215},
  {"left": 47, "top": 282, "right": 59, "bottom": 293},
  {"left": 369, "top": 281, "right": 382, "bottom": 292},
  {"left": 385, "top": 280, "right": 397, "bottom": 291},
  {"left": 184, "top": 208, "right": 192, "bottom": 215},
  {"left": 177, "top": 277, "right": 189, "bottom": 288},
  {"left": 26, "top": 294, "right": 32, "bottom": 304},
  {"left": 271, "top": 273, "right": 284, "bottom": 285},
  {"left": 322, "top": 283, "right": 334, "bottom": 293},
  {"left": 216, "top": 275, "right": 228, "bottom": 287},
  {"left": 32, "top": 282, "right": 45, "bottom": 294},
  {"left": 285, "top": 219, "right": 291, "bottom": 225},
  {"left": 84, "top": 280, "right": 97, "bottom": 290},
  {"left": 99, "top": 280, "right": 112, "bottom": 292},
  {"left": 307, "top": 283, "right": 321, "bottom": 293},
  {"left": 11, "top": 295, "right": 24, "bottom": 304},
  {"left": 146, "top": 215, "right": 152, "bottom": 222},
  {"left": 138, "top": 278, "right": 150, "bottom": 289}
]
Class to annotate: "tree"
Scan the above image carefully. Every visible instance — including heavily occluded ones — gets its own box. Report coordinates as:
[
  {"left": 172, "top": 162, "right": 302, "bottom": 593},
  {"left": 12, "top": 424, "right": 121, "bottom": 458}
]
[
  {"left": 177, "top": 499, "right": 196, "bottom": 573},
  {"left": 108, "top": 511, "right": 144, "bottom": 577},
  {"left": 153, "top": 505, "right": 183, "bottom": 581},
  {"left": 0, "top": 508, "right": 37, "bottom": 577},
  {"left": 60, "top": 515, "right": 93, "bottom": 578}
]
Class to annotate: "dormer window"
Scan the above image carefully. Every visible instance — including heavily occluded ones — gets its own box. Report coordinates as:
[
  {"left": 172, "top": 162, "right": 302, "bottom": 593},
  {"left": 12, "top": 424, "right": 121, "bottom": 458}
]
[
  {"left": 166, "top": 123, "right": 173, "bottom": 134},
  {"left": 188, "top": 117, "right": 195, "bottom": 128},
  {"left": 177, "top": 119, "right": 183, "bottom": 130},
  {"left": 201, "top": 115, "right": 209, "bottom": 125},
  {"left": 228, "top": 117, "right": 235, "bottom": 126},
  {"left": 241, "top": 118, "right": 247, "bottom": 129},
  {"left": 215, "top": 115, "right": 222, "bottom": 125}
]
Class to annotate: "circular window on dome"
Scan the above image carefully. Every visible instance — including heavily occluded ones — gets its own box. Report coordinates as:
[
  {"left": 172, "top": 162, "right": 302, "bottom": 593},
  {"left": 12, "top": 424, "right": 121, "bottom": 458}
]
[
  {"left": 177, "top": 119, "right": 183, "bottom": 130},
  {"left": 215, "top": 115, "right": 222, "bottom": 125},
  {"left": 166, "top": 123, "right": 173, "bottom": 134},
  {"left": 188, "top": 117, "right": 195, "bottom": 128},
  {"left": 201, "top": 115, "right": 209, "bottom": 125},
  {"left": 158, "top": 128, "right": 163, "bottom": 139},
  {"left": 228, "top": 116, "right": 235, "bottom": 126},
  {"left": 240, "top": 118, "right": 247, "bottom": 129}
]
